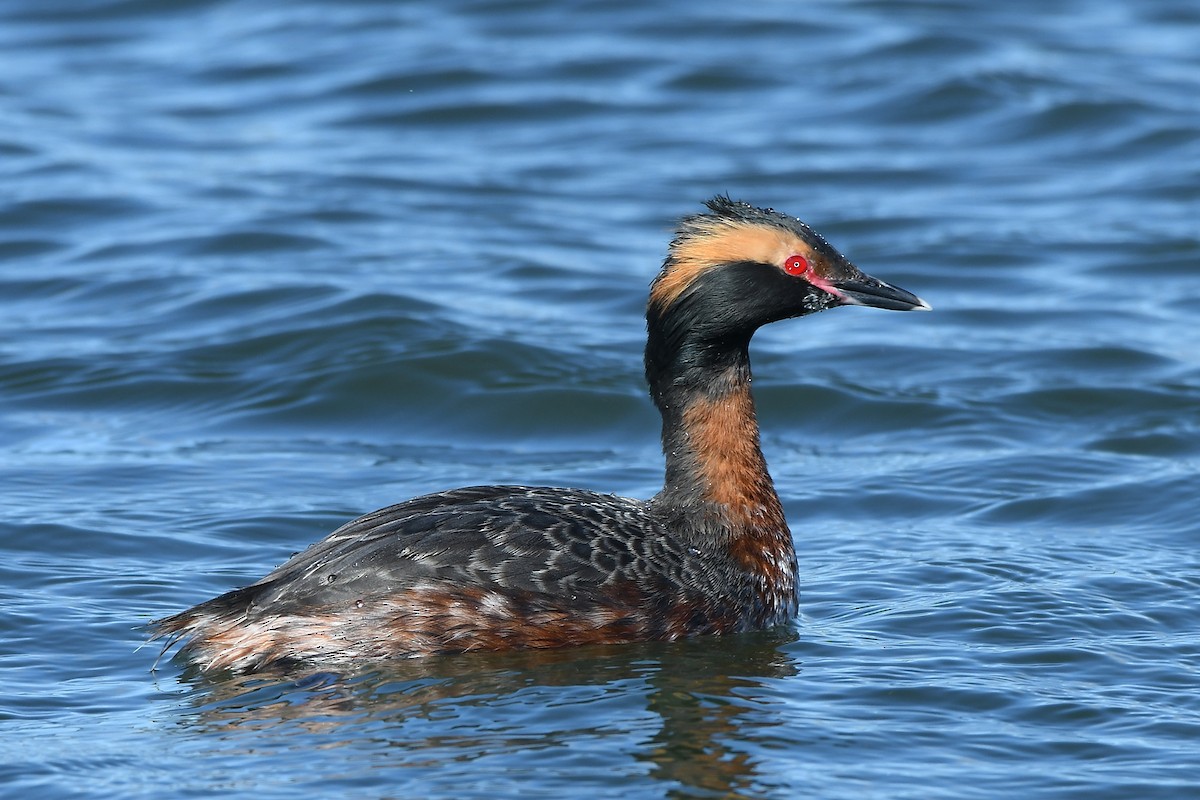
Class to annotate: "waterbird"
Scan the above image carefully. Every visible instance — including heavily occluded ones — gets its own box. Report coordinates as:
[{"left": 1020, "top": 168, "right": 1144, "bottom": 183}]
[{"left": 152, "top": 196, "right": 930, "bottom": 674}]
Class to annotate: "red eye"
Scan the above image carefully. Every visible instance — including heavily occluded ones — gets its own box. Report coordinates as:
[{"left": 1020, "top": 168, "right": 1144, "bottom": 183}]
[{"left": 783, "top": 255, "right": 808, "bottom": 276}]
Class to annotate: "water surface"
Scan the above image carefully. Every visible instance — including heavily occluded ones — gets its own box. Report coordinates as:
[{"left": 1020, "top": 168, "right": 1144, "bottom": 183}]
[{"left": 1, "top": 1, "right": 1198, "bottom": 798}]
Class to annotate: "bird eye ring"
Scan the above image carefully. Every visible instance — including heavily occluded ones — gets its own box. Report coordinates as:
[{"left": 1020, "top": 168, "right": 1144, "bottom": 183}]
[{"left": 784, "top": 255, "right": 809, "bottom": 276}]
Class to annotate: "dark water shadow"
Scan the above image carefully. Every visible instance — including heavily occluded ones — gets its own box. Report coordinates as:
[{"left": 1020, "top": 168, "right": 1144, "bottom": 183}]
[{"left": 162, "top": 629, "right": 799, "bottom": 797}]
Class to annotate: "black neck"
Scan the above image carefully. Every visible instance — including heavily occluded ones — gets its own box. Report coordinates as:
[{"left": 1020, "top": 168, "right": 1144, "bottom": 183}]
[{"left": 644, "top": 304, "right": 781, "bottom": 533}]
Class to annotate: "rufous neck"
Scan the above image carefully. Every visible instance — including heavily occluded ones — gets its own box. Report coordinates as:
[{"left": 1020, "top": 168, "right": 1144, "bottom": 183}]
[{"left": 651, "top": 354, "right": 786, "bottom": 537}]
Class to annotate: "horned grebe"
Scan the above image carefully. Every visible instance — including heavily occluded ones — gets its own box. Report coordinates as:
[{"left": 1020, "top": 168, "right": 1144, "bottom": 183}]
[{"left": 152, "top": 197, "right": 929, "bottom": 673}]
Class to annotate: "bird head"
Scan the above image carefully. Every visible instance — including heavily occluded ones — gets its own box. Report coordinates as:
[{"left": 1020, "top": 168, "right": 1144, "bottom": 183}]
[
  {"left": 644, "top": 197, "right": 929, "bottom": 388},
  {"left": 649, "top": 196, "right": 929, "bottom": 331}
]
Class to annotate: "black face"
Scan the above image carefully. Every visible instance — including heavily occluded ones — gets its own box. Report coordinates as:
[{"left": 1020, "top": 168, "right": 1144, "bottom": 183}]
[
  {"left": 668, "top": 260, "right": 835, "bottom": 342},
  {"left": 643, "top": 260, "right": 825, "bottom": 390}
]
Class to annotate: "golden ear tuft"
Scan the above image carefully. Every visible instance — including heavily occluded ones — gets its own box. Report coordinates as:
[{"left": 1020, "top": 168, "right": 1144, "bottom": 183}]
[{"left": 649, "top": 220, "right": 809, "bottom": 310}]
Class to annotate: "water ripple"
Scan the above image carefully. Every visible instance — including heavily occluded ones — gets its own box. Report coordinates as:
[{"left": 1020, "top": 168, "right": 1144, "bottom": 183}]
[{"left": 2, "top": 1, "right": 1200, "bottom": 798}]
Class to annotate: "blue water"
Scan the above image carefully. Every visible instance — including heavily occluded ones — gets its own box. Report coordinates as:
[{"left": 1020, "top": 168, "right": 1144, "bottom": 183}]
[{"left": 2, "top": 1, "right": 1198, "bottom": 797}]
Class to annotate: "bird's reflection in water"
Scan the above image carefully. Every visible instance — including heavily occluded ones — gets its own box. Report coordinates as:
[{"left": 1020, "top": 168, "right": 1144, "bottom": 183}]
[{"left": 168, "top": 628, "right": 798, "bottom": 796}]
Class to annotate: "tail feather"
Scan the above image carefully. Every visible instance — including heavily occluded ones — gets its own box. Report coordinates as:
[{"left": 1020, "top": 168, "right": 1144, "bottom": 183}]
[{"left": 148, "top": 584, "right": 265, "bottom": 672}]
